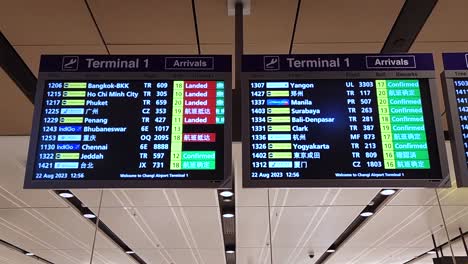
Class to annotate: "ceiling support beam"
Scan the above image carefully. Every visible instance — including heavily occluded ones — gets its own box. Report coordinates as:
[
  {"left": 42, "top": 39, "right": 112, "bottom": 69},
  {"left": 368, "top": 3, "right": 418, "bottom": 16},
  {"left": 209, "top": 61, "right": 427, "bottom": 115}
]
[
  {"left": 191, "top": 0, "right": 201, "bottom": 54},
  {"left": 0, "top": 239, "right": 54, "bottom": 264},
  {"left": 288, "top": 0, "right": 302, "bottom": 54},
  {"left": 381, "top": 0, "right": 438, "bottom": 53},
  {"left": 0, "top": 31, "right": 36, "bottom": 103},
  {"left": 232, "top": 1, "right": 244, "bottom": 142}
]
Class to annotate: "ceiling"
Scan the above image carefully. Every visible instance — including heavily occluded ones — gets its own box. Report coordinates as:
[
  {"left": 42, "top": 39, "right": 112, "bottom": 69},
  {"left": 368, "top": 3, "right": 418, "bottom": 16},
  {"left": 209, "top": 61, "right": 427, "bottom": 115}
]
[{"left": 1, "top": 0, "right": 468, "bottom": 264}]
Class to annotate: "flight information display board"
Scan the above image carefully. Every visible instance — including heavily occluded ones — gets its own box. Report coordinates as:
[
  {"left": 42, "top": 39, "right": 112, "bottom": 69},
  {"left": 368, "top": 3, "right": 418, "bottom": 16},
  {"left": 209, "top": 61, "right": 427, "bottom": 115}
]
[
  {"left": 24, "top": 55, "right": 231, "bottom": 189},
  {"left": 441, "top": 52, "right": 468, "bottom": 187},
  {"left": 242, "top": 54, "right": 449, "bottom": 188}
]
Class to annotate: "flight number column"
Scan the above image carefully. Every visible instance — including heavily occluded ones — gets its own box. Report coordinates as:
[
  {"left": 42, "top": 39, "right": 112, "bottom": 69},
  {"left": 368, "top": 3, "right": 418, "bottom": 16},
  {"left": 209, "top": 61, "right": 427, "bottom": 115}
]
[{"left": 346, "top": 81, "right": 382, "bottom": 170}]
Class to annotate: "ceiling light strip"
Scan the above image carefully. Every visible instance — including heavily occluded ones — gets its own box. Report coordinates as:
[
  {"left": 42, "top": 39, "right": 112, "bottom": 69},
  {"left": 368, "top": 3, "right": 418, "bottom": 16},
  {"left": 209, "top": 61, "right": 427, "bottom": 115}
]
[
  {"left": 314, "top": 189, "right": 398, "bottom": 264},
  {"left": 53, "top": 190, "right": 147, "bottom": 264},
  {"left": 403, "top": 229, "right": 468, "bottom": 264},
  {"left": 0, "top": 239, "right": 54, "bottom": 264},
  {"left": 218, "top": 188, "right": 236, "bottom": 264}
]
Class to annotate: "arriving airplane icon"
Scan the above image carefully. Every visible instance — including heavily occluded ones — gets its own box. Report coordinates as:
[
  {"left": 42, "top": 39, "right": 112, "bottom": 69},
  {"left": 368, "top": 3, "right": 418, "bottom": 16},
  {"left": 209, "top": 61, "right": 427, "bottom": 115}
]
[
  {"left": 264, "top": 56, "right": 280, "bottom": 70},
  {"left": 62, "top": 56, "right": 79, "bottom": 71}
]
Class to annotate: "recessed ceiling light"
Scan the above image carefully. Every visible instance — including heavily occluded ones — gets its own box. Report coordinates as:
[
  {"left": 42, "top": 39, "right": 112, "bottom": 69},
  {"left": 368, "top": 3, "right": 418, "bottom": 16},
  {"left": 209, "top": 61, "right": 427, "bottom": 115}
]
[
  {"left": 226, "top": 249, "right": 235, "bottom": 254},
  {"left": 326, "top": 249, "right": 336, "bottom": 253},
  {"left": 83, "top": 213, "right": 96, "bottom": 219},
  {"left": 360, "top": 211, "right": 374, "bottom": 217},
  {"left": 220, "top": 190, "right": 234, "bottom": 198},
  {"left": 25, "top": 252, "right": 34, "bottom": 256},
  {"left": 222, "top": 213, "right": 235, "bottom": 218},
  {"left": 380, "top": 189, "right": 396, "bottom": 196},
  {"left": 125, "top": 250, "right": 135, "bottom": 254},
  {"left": 427, "top": 250, "right": 437, "bottom": 255},
  {"left": 58, "top": 192, "right": 74, "bottom": 198}
]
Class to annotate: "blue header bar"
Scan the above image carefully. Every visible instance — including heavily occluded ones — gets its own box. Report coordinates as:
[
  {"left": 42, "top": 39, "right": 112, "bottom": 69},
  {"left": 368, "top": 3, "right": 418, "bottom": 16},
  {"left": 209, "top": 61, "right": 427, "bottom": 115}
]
[
  {"left": 442, "top": 53, "right": 468, "bottom": 70},
  {"left": 242, "top": 54, "right": 435, "bottom": 72},
  {"left": 39, "top": 55, "right": 231, "bottom": 72}
]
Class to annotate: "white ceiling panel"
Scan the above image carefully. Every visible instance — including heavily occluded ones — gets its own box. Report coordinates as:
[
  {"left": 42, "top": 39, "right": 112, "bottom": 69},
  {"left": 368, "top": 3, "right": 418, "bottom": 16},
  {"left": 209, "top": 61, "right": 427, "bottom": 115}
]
[
  {"left": 293, "top": 43, "right": 382, "bottom": 54},
  {"left": 0, "top": 208, "right": 114, "bottom": 251},
  {"left": 295, "top": 0, "right": 404, "bottom": 43},
  {"left": 96, "top": 206, "right": 222, "bottom": 250},
  {"left": 237, "top": 247, "right": 270, "bottom": 264},
  {"left": 0, "top": 136, "right": 66, "bottom": 208},
  {"left": 136, "top": 248, "right": 226, "bottom": 264},
  {"left": 342, "top": 205, "right": 443, "bottom": 249},
  {"left": 131, "top": 249, "right": 167, "bottom": 264},
  {"left": 0, "top": 247, "right": 40, "bottom": 264},
  {"left": 74, "top": 188, "right": 218, "bottom": 208},
  {"left": 96, "top": 207, "right": 187, "bottom": 249},
  {"left": 327, "top": 246, "right": 431, "bottom": 264},
  {"left": 270, "top": 188, "right": 379, "bottom": 207},
  {"left": 88, "top": 0, "right": 196, "bottom": 45},
  {"left": 32, "top": 248, "right": 135, "bottom": 264},
  {"left": 0, "top": 0, "right": 101, "bottom": 45},
  {"left": 273, "top": 247, "right": 328, "bottom": 264},
  {"left": 237, "top": 207, "right": 269, "bottom": 248},
  {"left": 271, "top": 206, "right": 363, "bottom": 249},
  {"left": 108, "top": 44, "right": 198, "bottom": 55}
]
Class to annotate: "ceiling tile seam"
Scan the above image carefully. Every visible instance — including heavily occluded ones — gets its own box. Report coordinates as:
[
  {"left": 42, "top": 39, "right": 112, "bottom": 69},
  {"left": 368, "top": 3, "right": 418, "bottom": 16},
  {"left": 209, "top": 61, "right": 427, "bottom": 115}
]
[
  {"left": 289, "top": 189, "right": 343, "bottom": 263},
  {"left": 23, "top": 207, "right": 107, "bottom": 251},
  {"left": 384, "top": 209, "right": 468, "bottom": 264},
  {"left": 162, "top": 190, "right": 197, "bottom": 263},
  {"left": 293, "top": 41, "right": 384, "bottom": 45},
  {"left": 0, "top": 218, "right": 81, "bottom": 264},
  {"left": 324, "top": 191, "right": 401, "bottom": 263},
  {"left": 258, "top": 189, "right": 281, "bottom": 264},
  {"left": 0, "top": 188, "right": 27, "bottom": 207},
  {"left": 288, "top": 0, "right": 302, "bottom": 54},
  {"left": 83, "top": 0, "right": 110, "bottom": 55},
  {"left": 344, "top": 206, "right": 434, "bottom": 262},
  {"left": 24, "top": 208, "right": 120, "bottom": 264},
  {"left": 347, "top": 205, "right": 468, "bottom": 264},
  {"left": 262, "top": 189, "right": 290, "bottom": 264},
  {"left": 167, "top": 205, "right": 201, "bottom": 264},
  {"left": 116, "top": 203, "right": 173, "bottom": 263},
  {"left": 285, "top": 189, "right": 335, "bottom": 262},
  {"left": 113, "top": 189, "right": 137, "bottom": 207},
  {"left": 426, "top": 188, "right": 458, "bottom": 206},
  {"left": 270, "top": 190, "right": 289, "bottom": 237},
  {"left": 171, "top": 190, "right": 206, "bottom": 264},
  {"left": 287, "top": 207, "right": 325, "bottom": 263},
  {"left": 0, "top": 217, "right": 56, "bottom": 249},
  {"left": 0, "top": 182, "right": 68, "bottom": 208},
  {"left": 12, "top": 44, "right": 106, "bottom": 47}
]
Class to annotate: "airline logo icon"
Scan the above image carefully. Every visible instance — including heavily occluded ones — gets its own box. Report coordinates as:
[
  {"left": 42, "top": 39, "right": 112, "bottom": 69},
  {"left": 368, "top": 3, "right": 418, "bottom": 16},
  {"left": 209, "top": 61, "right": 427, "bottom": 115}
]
[
  {"left": 62, "top": 56, "right": 79, "bottom": 71},
  {"left": 264, "top": 56, "right": 280, "bottom": 71}
]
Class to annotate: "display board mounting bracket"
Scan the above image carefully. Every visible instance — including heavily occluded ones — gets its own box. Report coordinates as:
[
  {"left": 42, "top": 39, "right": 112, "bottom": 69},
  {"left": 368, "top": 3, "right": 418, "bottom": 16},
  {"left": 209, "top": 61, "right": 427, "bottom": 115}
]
[{"left": 227, "top": 0, "right": 250, "bottom": 16}]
